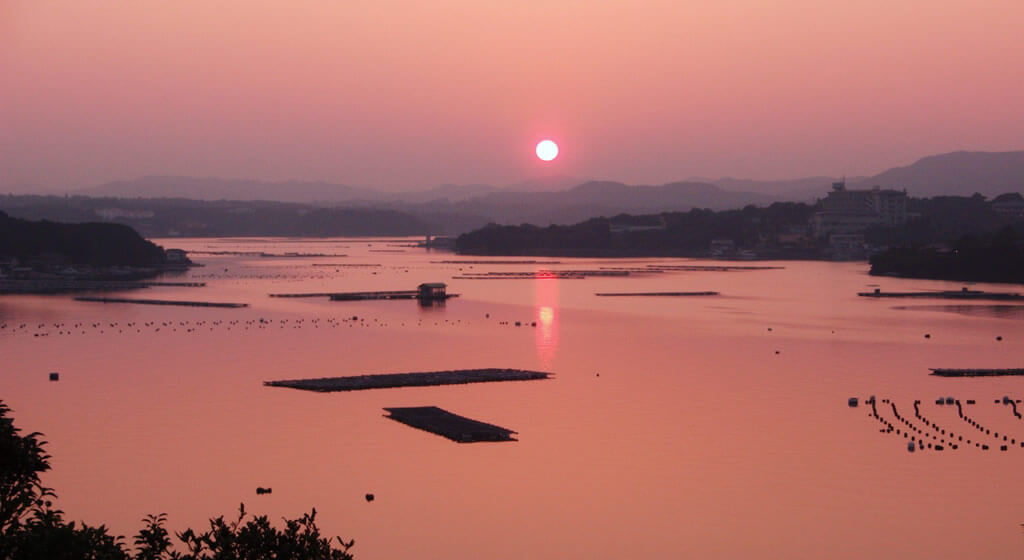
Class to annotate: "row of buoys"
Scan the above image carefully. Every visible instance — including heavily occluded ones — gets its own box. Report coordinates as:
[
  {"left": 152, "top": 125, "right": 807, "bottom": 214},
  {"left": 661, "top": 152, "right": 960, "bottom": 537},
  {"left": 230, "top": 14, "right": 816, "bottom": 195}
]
[
  {"left": 3, "top": 314, "right": 495, "bottom": 338},
  {"left": 956, "top": 398, "right": 1024, "bottom": 448},
  {"left": 852, "top": 396, "right": 1024, "bottom": 451},
  {"left": 913, "top": 400, "right": 959, "bottom": 449}
]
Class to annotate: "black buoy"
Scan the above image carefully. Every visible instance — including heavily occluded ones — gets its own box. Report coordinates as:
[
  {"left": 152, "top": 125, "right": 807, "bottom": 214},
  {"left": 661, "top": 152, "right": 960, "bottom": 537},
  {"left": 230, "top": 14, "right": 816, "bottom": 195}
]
[
  {"left": 996, "top": 336, "right": 1003, "bottom": 341},
  {"left": 49, "top": 372, "right": 59, "bottom": 381},
  {"left": 924, "top": 333, "right": 931, "bottom": 339},
  {"left": 256, "top": 487, "right": 272, "bottom": 495},
  {"left": 365, "top": 493, "right": 375, "bottom": 502}
]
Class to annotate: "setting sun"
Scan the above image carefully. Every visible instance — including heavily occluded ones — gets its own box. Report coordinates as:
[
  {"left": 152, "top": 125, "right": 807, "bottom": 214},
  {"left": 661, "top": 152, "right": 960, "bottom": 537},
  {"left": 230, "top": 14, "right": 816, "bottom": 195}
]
[{"left": 535, "top": 140, "right": 559, "bottom": 162}]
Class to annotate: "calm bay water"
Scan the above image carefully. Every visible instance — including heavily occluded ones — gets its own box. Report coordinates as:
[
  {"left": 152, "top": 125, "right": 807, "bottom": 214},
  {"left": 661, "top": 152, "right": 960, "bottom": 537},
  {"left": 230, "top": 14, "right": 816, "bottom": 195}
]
[{"left": 2, "top": 237, "right": 1024, "bottom": 559}]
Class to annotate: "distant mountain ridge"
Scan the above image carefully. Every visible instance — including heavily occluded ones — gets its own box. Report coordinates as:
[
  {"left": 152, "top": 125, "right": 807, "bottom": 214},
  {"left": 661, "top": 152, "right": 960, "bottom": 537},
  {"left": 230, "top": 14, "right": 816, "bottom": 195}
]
[
  {"left": 65, "top": 150, "right": 1024, "bottom": 228},
  {"left": 852, "top": 151, "right": 1024, "bottom": 197},
  {"left": 79, "top": 175, "right": 381, "bottom": 203}
]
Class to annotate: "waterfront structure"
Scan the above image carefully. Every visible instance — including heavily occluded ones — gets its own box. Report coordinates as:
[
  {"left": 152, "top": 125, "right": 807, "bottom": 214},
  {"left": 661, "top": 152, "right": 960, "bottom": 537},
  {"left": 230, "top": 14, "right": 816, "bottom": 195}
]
[
  {"left": 165, "top": 248, "right": 188, "bottom": 262},
  {"left": 418, "top": 282, "right": 448, "bottom": 300}
]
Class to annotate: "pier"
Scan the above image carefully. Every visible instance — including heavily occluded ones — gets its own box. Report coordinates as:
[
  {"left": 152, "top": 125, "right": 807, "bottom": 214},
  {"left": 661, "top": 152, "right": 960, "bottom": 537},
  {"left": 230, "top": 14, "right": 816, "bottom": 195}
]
[
  {"left": 595, "top": 291, "right": 719, "bottom": 297},
  {"left": 384, "top": 406, "right": 517, "bottom": 443},
  {"left": 74, "top": 296, "right": 248, "bottom": 308},
  {"left": 264, "top": 368, "right": 550, "bottom": 392},
  {"left": 930, "top": 368, "right": 1024, "bottom": 377},
  {"left": 858, "top": 287, "right": 1024, "bottom": 301}
]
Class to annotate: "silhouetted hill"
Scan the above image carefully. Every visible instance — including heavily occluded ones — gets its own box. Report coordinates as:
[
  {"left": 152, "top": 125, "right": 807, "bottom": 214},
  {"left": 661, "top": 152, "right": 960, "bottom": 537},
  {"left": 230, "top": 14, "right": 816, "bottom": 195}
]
[
  {"left": 55, "top": 149, "right": 1024, "bottom": 230},
  {"left": 0, "top": 196, "right": 435, "bottom": 238},
  {"left": 869, "top": 225, "right": 1024, "bottom": 283},
  {"left": 395, "top": 183, "right": 498, "bottom": 203},
  {"left": 503, "top": 174, "right": 584, "bottom": 192},
  {"left": 697, "top": 151, "right": 1024, "bottom": 199},
  {"left": 80, "top": 175, "right": 383, "bottom": 203},
  {"left": 455, "top": 203, "right": 817, "bottom": 257},
  {"left": 701, "top": 176, "right": 861, "bottom": 200},
  {"left": 0, "top": 210, "right": 166, "bottom": 266},
  {"left": 855, "top": 151, "right": 1024, "bottom": 197},
  {"left": 448, "top": 180, "right": 777, "bottom": 225}
]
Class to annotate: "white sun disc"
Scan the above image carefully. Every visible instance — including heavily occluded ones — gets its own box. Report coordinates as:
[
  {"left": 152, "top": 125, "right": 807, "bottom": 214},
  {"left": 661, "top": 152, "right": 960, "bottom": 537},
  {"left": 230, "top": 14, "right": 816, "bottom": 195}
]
[{"left": 536, "top": 140, "right": 559, "bottom": 161}]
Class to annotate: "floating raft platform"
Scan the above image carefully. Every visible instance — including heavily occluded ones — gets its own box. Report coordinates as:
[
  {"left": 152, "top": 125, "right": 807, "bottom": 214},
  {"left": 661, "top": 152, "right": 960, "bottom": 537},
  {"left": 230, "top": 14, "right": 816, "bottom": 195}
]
[
  {"left": 644, "top": 265, "right": 783, "bottom": 271},
  {"left": 930, "top": 368, "right": 1024, "bottom": 377},
  {"left": 264, "top": 368, "right": 550, "bottom": 392},
  {"left": 434, "top": 260, "right": 563, "bottom": 265},
  {"left": 595, "top": 291, "right": 719, "bottom": 297},
  {"left": 384, "top": 406, "right": 517, "bottom": 443},
  {"left": 270, "top": 292, "right": 348, "bottom": 298},
  {"left": 74, "top": 296, "right": 248, "bottom": 308},
  {"left": 859, "top": 288, "right": 1024, "bottom": 301},
  {"left": 328, "top": 290, "right": 459, "bottom": 301}
]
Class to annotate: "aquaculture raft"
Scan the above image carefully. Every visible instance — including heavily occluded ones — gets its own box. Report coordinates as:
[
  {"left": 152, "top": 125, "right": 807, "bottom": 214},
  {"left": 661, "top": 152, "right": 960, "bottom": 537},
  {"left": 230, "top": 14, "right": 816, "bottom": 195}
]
[
  {"left": 74, "top": 296, "right": 247, "bottom": 308},
  {"left": 328, "top": 290, "right": 458, "bottom": 301},
  {"left": 384, "top": 406, "right": 517, "bottom": 443},
  {"left": 858, "top": 288, "right": 1024, "bottom": 301},
  {"left": 264, "top": 368, "right": 551, "bottom": 392},
  {"left": 930, "top": 368, "right": 1024, "bottom": 377},
  {"left": 594, "top": 291, "right": 719, "bottom": 297}
]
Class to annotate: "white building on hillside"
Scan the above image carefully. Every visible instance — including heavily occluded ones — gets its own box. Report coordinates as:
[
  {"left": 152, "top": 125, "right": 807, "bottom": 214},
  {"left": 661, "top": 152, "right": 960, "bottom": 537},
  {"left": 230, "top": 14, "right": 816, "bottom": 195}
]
[{"left": 812, "top": 181, "right": 907, "bottom": 237}]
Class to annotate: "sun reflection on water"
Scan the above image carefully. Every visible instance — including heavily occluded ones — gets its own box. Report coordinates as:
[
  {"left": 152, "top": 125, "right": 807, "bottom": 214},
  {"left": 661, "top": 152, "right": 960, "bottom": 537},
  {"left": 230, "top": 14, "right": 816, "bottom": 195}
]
[{"left": 534, "top": 275, "right": 559, "bottom": 366}]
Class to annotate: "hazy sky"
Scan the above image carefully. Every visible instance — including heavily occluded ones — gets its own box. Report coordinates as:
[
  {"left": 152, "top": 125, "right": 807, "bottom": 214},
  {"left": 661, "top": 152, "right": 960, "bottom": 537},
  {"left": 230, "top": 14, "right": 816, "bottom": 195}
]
[{"left": 2, "top": 1, "right": 1023, "bottom": 191}]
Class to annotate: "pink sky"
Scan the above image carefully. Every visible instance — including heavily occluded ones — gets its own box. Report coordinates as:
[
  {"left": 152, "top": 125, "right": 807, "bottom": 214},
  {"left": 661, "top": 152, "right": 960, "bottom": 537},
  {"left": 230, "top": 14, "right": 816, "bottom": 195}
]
[{"left": 2, "top": 1, "right": 1023, "bottom": 191}]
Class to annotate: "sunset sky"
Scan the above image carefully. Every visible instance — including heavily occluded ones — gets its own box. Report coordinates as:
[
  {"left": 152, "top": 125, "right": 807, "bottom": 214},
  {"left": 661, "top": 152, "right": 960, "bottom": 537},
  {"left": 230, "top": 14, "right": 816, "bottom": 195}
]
[{"left": 2, "top": 1, "right": 1023, "bottom": 191}]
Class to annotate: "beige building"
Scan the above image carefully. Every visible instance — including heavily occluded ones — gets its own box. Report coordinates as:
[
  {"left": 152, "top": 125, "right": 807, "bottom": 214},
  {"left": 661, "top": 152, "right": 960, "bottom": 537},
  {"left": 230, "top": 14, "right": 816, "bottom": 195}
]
[{"left": 812, "top": 181, "right": 907, "bottom": 237}]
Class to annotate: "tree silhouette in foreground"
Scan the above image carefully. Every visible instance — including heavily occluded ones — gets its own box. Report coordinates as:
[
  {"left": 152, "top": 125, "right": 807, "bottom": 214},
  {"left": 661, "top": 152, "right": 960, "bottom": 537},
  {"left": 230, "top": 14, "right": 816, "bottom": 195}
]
[{"left": 0, "top": 401, "right": 354, "bottom": 559}]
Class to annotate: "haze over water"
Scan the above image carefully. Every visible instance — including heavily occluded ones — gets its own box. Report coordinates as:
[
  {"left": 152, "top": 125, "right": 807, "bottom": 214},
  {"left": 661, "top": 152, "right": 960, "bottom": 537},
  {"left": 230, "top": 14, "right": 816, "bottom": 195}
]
[{"left": 2, "top": 238, "right": 1023, "bottom": 559}]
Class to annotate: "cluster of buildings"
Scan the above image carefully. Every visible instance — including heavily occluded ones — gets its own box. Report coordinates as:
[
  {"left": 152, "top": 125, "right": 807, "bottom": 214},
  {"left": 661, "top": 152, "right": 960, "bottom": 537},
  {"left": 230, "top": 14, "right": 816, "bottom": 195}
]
[
  {"left": 811, "top": 181, "right": 909, "bottom": 258},
  {"left": 709, "top": 180, "right": 911, "bottom": 260}
]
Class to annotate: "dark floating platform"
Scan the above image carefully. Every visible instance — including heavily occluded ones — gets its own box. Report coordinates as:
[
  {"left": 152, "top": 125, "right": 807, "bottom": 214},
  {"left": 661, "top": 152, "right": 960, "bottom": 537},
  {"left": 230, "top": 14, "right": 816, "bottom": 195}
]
[
  {"left": 930, "top": 368, "right": 1024, "bottom": 377},
  {"left": 310, "top": 263, "right": 382, "bottom": 267},
  {"left": 434, "top": 260, "right": 563, "bottom": 264},
  {"left": 74, "top": 296, "right": 248, "bottom": 308},
  {"left": 264, "top": 368, "right": 551, "bottom": 392},
  {"left": 272, "top": 283, "right": 458, "bottom": 301},
  {"left": 328, "top": 290, "right": 458, "bottom": 301},
  {"left": 384, "top": 406, "right": 517, "bottom": 443},
  {"left": 858, "top": 288, "right": 1024, "bottom": 301},
  {"left": 595, "top": 291, "right": 719, "bottom": 297},
  {"left": 645, "top": 265, "right": 783, "bottom": 271},
  {"left": 189, "top": 250, "right": 347, "bottom": 258}
]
